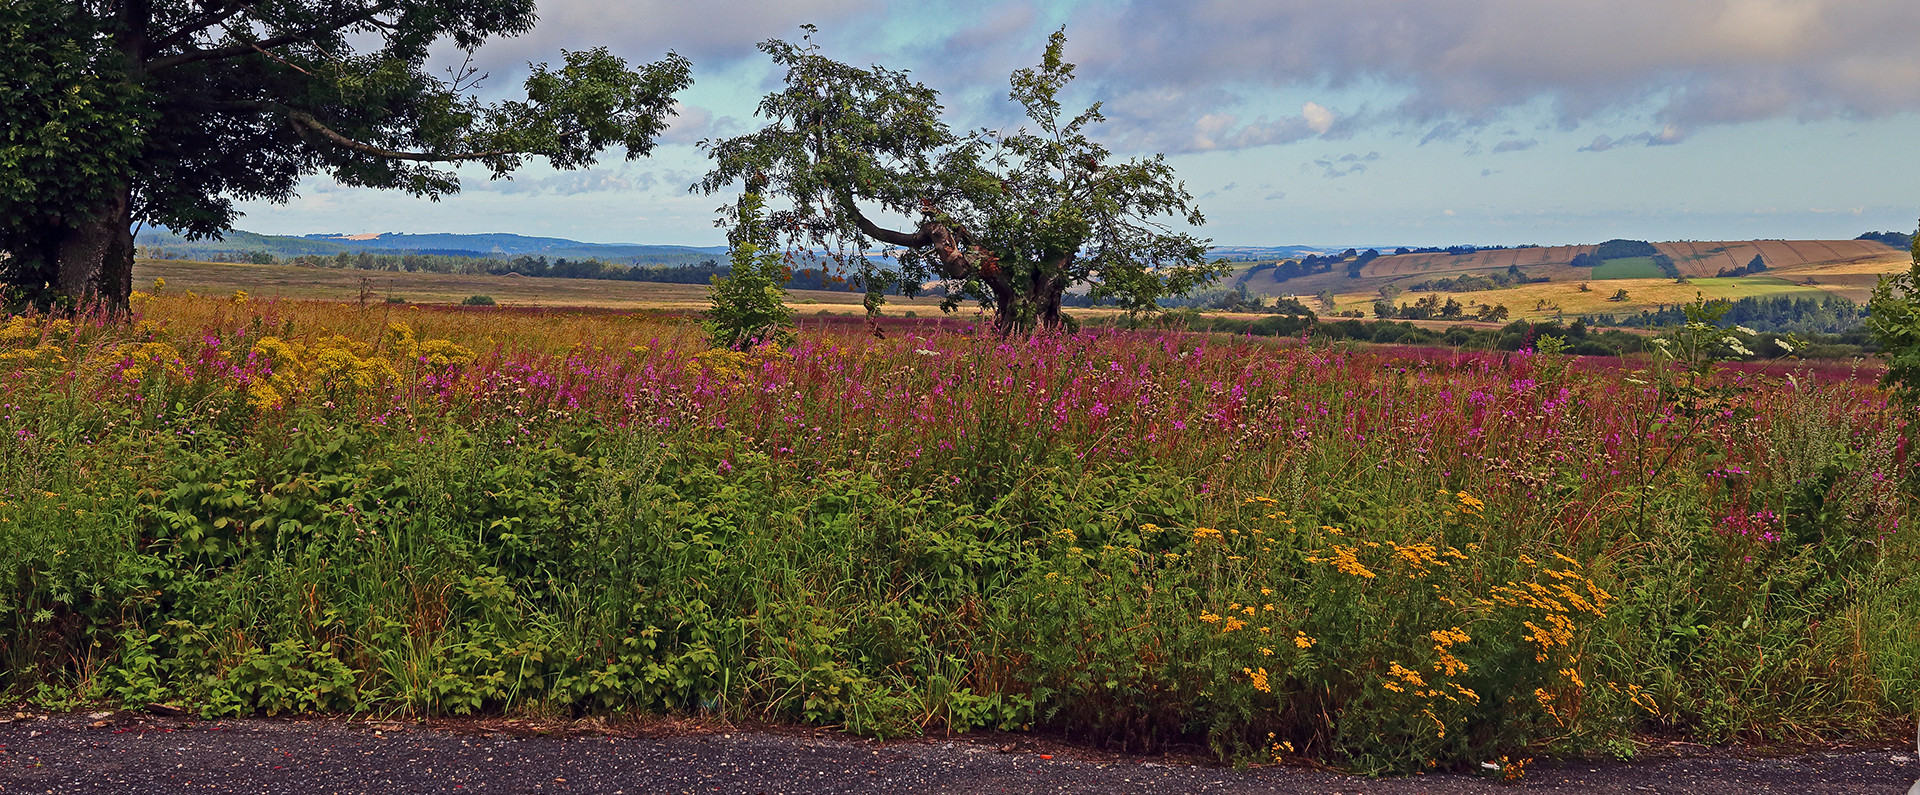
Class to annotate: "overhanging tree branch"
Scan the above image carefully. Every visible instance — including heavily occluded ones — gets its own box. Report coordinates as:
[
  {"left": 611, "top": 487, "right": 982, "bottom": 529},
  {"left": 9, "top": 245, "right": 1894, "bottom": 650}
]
[
  {"left": 145, "top": 2, "right": 397, "bottom": 71},
  {"left": 148, "top": 0, "right": 261, "bottom": 54},
  {"left": 287, "top": 110, "right": 511, "bottom": 162},
  {"left": 833, "top": 192, "right": 930, "bottom": 248}
]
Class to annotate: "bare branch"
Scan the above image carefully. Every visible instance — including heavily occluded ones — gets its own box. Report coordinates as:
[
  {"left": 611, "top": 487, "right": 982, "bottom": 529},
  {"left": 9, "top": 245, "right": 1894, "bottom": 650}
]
[
  {"left": 149, "top": 1, "right": 259, "bottom": 54},
  {"left": 145, "top": 2, "right": 397, "bottom": 72},
  {"left": 834, "top": 192, "right": 931, "bottom": 249}
]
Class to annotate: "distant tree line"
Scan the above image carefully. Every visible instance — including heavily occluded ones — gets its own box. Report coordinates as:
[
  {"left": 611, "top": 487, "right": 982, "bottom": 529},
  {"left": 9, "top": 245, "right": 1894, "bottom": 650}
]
[
  {"left": 1390, "top": 244, "right": 1542, "bottom": 256},
  {"left": 1858, "top": 230, "right": 1914, "bottom": 250},
  {"left": 1582, "top": 294, "right": 1868, "bottom": 335},
  {"left": 1168, "top": 314, "right": 1875, "bottom": 360},
  {"left": 1591, "top": 239, "right": 1658, "bottom": 259},
  {"left": 246, "top": 251, "right": 878, "bottom": 292},
  {"left": 1568, "top": 240, "right": 1680, "bottom": 279},
  {"left": 1408, "top": 264, "right": 1549, "bottom": 293},
  {"left": 1172, "top": 315, "right": 1644, "bottom": 356},
  {"left": 1158, "top": 284, "right": 1317, "bottom": 315},
  {"left": 1715, "top": 255, "right": 1768, "bottom": 278},
  {"left": 1371, "top": 293, "right": 1512, "bottom": 322}
]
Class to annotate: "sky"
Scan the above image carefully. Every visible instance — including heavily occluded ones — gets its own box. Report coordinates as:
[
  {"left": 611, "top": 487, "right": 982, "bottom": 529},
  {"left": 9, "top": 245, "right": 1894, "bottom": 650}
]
[{"left": 235, "top": 0, "right": 1920, "bottom": 249}]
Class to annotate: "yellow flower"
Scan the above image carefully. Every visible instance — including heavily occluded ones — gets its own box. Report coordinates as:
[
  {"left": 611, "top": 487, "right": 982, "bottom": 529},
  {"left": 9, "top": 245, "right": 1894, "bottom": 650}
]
[
  {"left": 1388, "top": 661, "right": 1427, "bottom": 688},
  {"left": 1244, "top": 666, "right": 1271, "bottom": 693},
  {"left": 1309, "top": 544, "right": 1376, "bottom": 579},
  {"left": 1293, "top": 632, "right": 1316, "bottom": 649}
]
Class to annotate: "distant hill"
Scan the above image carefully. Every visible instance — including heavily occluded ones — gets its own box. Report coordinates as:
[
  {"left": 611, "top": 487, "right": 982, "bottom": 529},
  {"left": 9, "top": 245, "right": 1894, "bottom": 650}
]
[
  {"left": 1209, "top": 245, "right": 1340, "bottom": 261},
  {"left": 136, "top": 228, "right": 727, "bottom": 266},
  {"left": 1235, "top": 237, "right": 1908, "bottom": 300}
]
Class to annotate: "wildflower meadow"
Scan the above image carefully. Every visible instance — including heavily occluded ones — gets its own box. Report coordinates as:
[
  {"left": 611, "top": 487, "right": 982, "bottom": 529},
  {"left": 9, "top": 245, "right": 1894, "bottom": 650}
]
[{"left": 1, "top": 291, "right": 1915, "bottom": 773}]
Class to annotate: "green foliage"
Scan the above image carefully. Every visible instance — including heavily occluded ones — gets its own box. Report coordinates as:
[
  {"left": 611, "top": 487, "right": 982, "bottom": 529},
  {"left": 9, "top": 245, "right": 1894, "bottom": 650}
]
[
  {"left": 1866, "top": 233, "right": 1920, "bottom": 404},
  {"left": 1592, "top": 239, "right": 1659, "bottom": 259},
  {"left": 461, "top": 294, "right": 496, "bottom": 306},
  {"left": 705, "top": 193, "right": 795, "bottom": 351},
  {"left": 0, "top": 304, "right": 1913, "bottom": 774},
  {"left": 1590, "top": 257, "right": 1667, "bottom": 280},
  {"left": 1, "top": 0, "right": 691, "bottom": 307},
  {"left": 0, "top": 0, "right": 149, "bottom": 306},
  {"left": 697, "top": 27, "right": 1225, "bottom": 333}
]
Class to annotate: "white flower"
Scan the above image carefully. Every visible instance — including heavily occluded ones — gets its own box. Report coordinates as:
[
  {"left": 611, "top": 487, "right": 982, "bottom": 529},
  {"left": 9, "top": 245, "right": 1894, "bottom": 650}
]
[{"left": 1733, "top": 325, "right": 1757, "bottom": 336}]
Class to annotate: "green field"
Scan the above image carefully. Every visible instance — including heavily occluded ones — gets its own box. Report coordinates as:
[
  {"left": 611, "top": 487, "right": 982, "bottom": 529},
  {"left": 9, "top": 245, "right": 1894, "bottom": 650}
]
[{"left": 1588, "top": 257, "right": 1666, "bottom": 279}]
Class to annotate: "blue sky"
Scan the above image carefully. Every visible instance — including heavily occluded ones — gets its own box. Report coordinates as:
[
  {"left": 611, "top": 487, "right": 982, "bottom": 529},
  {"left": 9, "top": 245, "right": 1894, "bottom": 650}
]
[{"left": 236, "top": 0, "right": 1920, "bottom": 248}]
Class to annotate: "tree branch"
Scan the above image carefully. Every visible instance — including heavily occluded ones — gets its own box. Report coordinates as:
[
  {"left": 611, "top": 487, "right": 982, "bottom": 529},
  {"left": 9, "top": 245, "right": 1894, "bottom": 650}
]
[
  {"left": 287, "top": 111, "right": 511, "bottom": 162},
  {"left": 145, "top": 2, "right": 396, "bottom": 72},
  {"left": 148, "top": 0, "right": 259, "bottom": 54},
  {"left": 833, "top": 191, "right": 930, "bottom": 248}
]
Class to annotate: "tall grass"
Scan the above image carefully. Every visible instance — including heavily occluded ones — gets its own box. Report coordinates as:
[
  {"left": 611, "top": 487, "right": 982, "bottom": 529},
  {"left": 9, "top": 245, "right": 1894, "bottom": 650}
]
[{"left": 0, "top": 292, "right": 1914, "bottom": 773}]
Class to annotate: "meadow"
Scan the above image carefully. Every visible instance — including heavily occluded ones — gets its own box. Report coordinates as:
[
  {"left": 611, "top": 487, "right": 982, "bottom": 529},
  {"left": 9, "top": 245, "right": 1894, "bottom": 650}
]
[{"left": 1, "top": 291, "right": 1915, "bottom": 775}]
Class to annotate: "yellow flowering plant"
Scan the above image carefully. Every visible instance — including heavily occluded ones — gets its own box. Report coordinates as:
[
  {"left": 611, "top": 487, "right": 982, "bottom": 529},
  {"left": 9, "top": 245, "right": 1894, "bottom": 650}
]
[{"left": 1179, "top": 490, "right": 1635, "bottom": 773}]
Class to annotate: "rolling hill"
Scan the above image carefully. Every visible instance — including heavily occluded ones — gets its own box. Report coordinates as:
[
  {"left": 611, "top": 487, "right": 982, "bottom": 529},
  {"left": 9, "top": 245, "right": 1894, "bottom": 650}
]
[
  {"left": 136, "top": 228, "right": 728, "bottom": 266},
  {"left": 1235, "top": 237, "right": 1908, "bottom": 310}
]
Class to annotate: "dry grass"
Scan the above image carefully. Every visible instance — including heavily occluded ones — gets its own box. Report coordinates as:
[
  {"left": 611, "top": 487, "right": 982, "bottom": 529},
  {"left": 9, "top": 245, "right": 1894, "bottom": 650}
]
[
  {"left": 132, "top": 258, "right": 944, "bottom": 312},
  {"left": 133, "top": 258, "right": 1166, "bottom": 324}
]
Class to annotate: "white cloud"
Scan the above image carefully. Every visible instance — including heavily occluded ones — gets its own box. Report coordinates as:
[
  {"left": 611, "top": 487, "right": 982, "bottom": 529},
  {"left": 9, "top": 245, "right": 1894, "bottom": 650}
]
[
  {"left": 1302, "top": 102, "right": 1335, "bottom": 134},
  {"left": 1064, "top": 0, "right": 1920, "bottom": 141}
]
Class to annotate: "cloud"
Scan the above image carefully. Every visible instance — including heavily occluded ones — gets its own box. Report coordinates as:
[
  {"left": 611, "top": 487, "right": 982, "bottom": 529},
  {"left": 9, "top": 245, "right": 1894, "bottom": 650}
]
[
  {"left": 1263, "top": 191, "right": 1287, "bottom": 201},
  {"left": 1491, "top": 138, "right": 1538, "bottom": 152},
  {"left": 1302, "top": 102, "right": 1336, "bottom": 134},
  {"left": 1064, "top": 0, "right": 1920, "bottom": 142},
  {"left": 474, "top": 165, "right": 690, "bottom": 196},
  {"left": 1101, "top": 89, "right": 1332, "bottom": 152},
  {"left": 655, "top": 102, "right": 742, "bottom": 145},
  {"left": 1311, "top": 151, "right": 1381, "bottom": 178},
  {"left": 413, "top": 0, "right": 1920, "bottom": 165},
  {"left": 474, "top": 0, "right": 880, "bottom": 65},
  {"left": 1579, "top": 124, "right": 1689, "bottom": 152}
]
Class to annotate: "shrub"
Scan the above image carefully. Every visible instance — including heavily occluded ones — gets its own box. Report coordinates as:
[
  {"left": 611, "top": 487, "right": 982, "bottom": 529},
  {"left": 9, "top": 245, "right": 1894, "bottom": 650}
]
[
  {"left": 1866, "top": 234, "right": 1920, "bottom": 404},
  {"left": 461, "top": 294, "right": 496, "bottom": 306},
  {"left": 705, "top": 192, "right": 794, "bottom": 351}
]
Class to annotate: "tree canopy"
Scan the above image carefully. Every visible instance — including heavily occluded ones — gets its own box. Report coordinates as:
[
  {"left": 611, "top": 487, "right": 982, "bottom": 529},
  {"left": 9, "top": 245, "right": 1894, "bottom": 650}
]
[
  {"left": 2, "top": 0, "right": 690, "bottom": 310},
  {"left": 1867, "top": 230, "right": 1920, "bottom": 404},
  {"left": 696, "top": 27, "right": 1224, "bottom": 334}
]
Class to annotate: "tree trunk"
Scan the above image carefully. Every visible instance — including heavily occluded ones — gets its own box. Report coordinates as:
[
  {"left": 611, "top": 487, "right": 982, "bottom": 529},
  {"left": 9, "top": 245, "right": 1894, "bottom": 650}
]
[
  {"left": 52, "top": 182, "right": 136, "bottom": 313},
  {"left": 991, "top": 281, "right": 1069, "bottom": 335}
]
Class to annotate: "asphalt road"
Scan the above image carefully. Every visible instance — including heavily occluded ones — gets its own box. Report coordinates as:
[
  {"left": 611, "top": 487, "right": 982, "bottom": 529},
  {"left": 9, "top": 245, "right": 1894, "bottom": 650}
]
[{"left": 1, "top": 711, "right": 1916, "bottom": 794}]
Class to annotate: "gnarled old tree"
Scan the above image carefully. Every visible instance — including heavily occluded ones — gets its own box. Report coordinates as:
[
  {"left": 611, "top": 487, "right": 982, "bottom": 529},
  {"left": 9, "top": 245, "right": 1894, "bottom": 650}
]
[
  {"left": 1, "top": 0, "right": 690, "bottom": 312},
  {"left": 696, "top": 28, "right": 1225, "bottom": 334}
]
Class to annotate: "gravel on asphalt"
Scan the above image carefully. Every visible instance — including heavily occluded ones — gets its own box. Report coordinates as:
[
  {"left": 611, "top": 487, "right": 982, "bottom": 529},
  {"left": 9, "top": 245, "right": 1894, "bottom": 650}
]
[{"left": 1, "top": 711, "right": 1916, "bottom": 794}]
